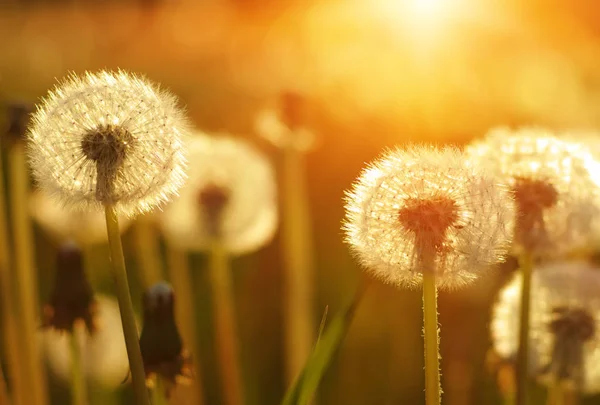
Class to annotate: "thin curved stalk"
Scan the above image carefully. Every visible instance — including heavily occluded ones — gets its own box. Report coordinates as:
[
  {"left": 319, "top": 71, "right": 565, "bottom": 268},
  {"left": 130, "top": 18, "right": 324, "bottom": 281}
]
[
  {"left": 209, "top": 240, "right": 244, "bottom": 405},
  {"left": 0, "top": 143, "right": 27, "bottom": 405},
  {"left": 132, "top": 216, "right": 163, "bottom": 289},
  {"left": 70, "top": 325, "right": 88, "bottom": 405},
  {"left": 8, "top": 142, "right": 48, "bottom": 405},
  {"left": 281, "top": 147, "right": 315, "bottom": 384},
  {"left": 166, "top": 243, "right": 205, "bottom": 405},
  {"left": 516, "top": 253, "right": 533, "bottom": 405},
  {"left": 104, "top": 205, "right": 150, "bottom": 405},
  {"left": 151, "top": 376, "right": 167, "bottom": 405}
]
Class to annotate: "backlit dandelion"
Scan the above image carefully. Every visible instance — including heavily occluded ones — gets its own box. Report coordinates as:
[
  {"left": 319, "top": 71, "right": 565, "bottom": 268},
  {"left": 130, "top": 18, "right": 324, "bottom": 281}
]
[
  {"left": 27, "top": 70, "right": 188, "bottom": 216},
  {"left": 344, "top": 146, "right": 515, "bottom": 405},
  {"left": 492, "top": 261, "right": 600, "bottom": 396},
  {"left": 160, "top": 134, "right": 277, "bottom": 255},
  {"left": 344, "top": 146, "right": 515, "bottom": 290},
  {"left": 466, "top": 127, "right": 600, "bottom": 256}
]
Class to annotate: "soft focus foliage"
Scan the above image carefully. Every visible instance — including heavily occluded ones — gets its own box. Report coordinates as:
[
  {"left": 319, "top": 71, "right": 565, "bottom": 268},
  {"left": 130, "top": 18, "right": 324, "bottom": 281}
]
[
  {"left": 26, "top": 70, "right": 188, "bottom": 216},
  {"left": 160, "top": 133, "right": 277, "bottom": 255},
  {"left": 492, "top": 260, "right": 600, "bottom": 394},
  {"left": 344, "top": 146, "right": 515, "bottom": 290}
]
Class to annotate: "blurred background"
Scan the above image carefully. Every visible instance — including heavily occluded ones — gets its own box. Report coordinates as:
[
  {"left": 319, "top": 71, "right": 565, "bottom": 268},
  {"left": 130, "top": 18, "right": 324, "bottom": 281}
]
[{"left": 2, "top": 0, "right": 600, "bottom": 404}]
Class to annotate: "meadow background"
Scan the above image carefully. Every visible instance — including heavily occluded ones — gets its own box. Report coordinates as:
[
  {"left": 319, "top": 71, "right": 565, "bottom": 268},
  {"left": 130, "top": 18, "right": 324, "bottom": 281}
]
[{"left": 1, "top": 1, "right": 599, "bottom": 404}]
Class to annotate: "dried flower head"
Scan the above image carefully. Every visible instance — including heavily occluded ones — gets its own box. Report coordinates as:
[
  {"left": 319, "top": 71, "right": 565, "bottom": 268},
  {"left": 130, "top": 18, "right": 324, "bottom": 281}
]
[
  {"left": 160, "top": 134, "right": 277, "bottom": 255},
  {"left": 26, "top": 70, "right": 188, "bottom": 216},
  {"left": 466, "top": 127, "right": 600, "bottom": 256},
  {"left": 42, "top": 241, "right": 97, "bottom": 333},
  {"left": 344, "top": 146, "right": 515, "bottom": 290},
  {"left": 31, "top": 190, "right": 132, "bottom": 244},
  {"left": 491, "top": 261, "right": 600, "bottom": 394},
  {"left": 40, "top": 295, "right": 130, "bottom": 388},
  {"left": 255, "top": 92, "right": 315, "bottom": 151},
  {"left": 139, "top": 282, "right": 192, "bottom": 395}
]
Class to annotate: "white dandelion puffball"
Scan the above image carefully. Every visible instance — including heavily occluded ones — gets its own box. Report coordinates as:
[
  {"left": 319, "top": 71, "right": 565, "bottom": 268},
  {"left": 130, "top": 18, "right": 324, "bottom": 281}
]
[
  {"left": 39, "top": 295, "right": 131, "bottom": 388},
  {"left": 160, "top": 134, "right": 278, "bottom": 255},
  {"left": 343, "top": 146, "right": 515, "bottom": 290},
  {"left": 492, "top": 261, "right": 600, "bottom": 394},
  {"left": 466, "top": 127, "right": 600, "bottom": 256},
  {"left": 255, "top": 108, "right": 315, "bottom": 152},
  {"left": 27, "top": 70, "right": 188, "bottom": 216},
  {"left": 30, "top": 190, "right": 132, "bottom": 245}
]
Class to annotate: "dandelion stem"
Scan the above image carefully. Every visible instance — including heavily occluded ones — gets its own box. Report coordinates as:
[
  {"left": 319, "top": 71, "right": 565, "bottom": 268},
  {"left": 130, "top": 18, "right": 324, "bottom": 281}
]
[
  {"left": 70, "top": 325, "right": 88, "bottom": 405},
  {"left": 133, "top": 216, "right": 163, "bottom": 289},
  {"left": 516, "top": 253, "right": 533, "bottom": 405},
  {"left": 545, "top": 381, "right": 565, "bottom": 405},
  {"left": 104, "top": 205, "right": 150, "bottom": 405},
  {"left": 281, "top": 146, "right": 315, "bottom": 384},
  {"left": 8, "top": 142, "right": 49, "bottom": 405},
  {"left": 0, "top": 362, "right": 11, "bottom": 405},
  {"left": 166, "top": 243, "right": 205, "bottom": 405},
  {"left": 151, "top": 376, "right": 166, "bottom": 405},
  {"left": 0, "top": 142, "right": 27, "bottom": 405},
  {"left": 208, "top": 240, "right": 244, "bottom": 405},
  {"left": 422, "top": 269, "right": 441, "bottom": 405}
]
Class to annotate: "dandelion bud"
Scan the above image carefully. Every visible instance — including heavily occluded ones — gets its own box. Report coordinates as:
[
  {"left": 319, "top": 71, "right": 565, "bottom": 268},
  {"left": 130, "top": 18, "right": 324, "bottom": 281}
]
[
  {"left": 139, "top": 282, "right": 192, "bottom": 395},
  {"left": 30, "top": 190, "right": 132, "bottom": 245},
  {"left": 42, "top": 241, "right": 97, "bottom": 333},
  {"left": 343, "top": 146, "right": 515, "bottom": 289},
  {"left": 40, "top": 296, "right": 130, "bottom": 388},
  {"left": 160, "top": 134, "right": 278, "bottom": 255},
  {"left": 254, "top": 91, "right": 315, "bottom": 152},
  {"left": 26, "top": 70, "right": 188, "bottom": 215},
  {"left": 491, "top": 261, "right": 600, "bottom": 394},
  {"left": 466, "top": 127, "right": 600, "bottom": 256}
]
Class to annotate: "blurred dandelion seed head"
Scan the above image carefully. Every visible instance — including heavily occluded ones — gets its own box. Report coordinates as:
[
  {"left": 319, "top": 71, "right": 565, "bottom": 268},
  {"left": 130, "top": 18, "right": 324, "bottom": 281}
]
[
  {"left": 467, "top": 127, "right": 600, "bottom": 256},
  {"left": 160, "top": 134, "right": 278, "bottom": 255},
  {"left": 30, "top": 190, "right": 132, "bottom": 244},
  {"left": 26, "top": 70, "right": 188, "bottom": 216},
  {"left": 40, "top": 295, "right": 131, "bottom": 388},
  {"left": 492, "top": 261, "right": 600, "bottom": 393},
  {"left": 343, "top": 146, "right": 515, "bottom": 290}
]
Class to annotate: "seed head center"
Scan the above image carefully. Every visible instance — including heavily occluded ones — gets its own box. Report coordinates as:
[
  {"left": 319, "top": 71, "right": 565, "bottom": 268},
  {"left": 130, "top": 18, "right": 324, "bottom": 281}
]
[
  {"left": 398, "top": 196, "right": 460, "bottom": 252},
  {"left": 198, "top": 184, "right": 230, "bottom": 237},
  {"left": 550, "top": 307, "right": 595, "bottom": 342},
  {"left": 81, "top": 124, "right": 134, "bottom": 167},
  {"left": 513, "top": 177, "right": 558, "bottom": 215}
]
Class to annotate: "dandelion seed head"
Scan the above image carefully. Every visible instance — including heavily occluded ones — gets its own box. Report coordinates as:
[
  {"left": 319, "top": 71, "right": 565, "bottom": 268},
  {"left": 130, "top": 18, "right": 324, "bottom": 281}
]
[
  {"left": 160, "top": 134, "right": 277, "bottom": 255},
  {"left": 467, "top": 127, "right": 600, "bottom": 256},
  {"left": 40, "top": 295, "right": 131, "bottom": 388},
  {"left": 343, "top": 146, "right": 515, "bottom": 290},
  {"left": 492, "top": 261, "right": 600, "bottom": 393},
  {"left": 27, "top": 70, "right": 188, "bottom": 216}
]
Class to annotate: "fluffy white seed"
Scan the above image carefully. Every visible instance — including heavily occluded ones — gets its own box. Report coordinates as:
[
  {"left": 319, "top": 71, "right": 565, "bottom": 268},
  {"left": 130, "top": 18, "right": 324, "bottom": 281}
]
[
  {"left": 27, "top": 70, "right": 188, "bottom": 216},
  {"left": 160, "top": 134, "right": 278, "bottom": 255},
  {"left": 343, "top": 146, "right": 515, "bottom": 290}
]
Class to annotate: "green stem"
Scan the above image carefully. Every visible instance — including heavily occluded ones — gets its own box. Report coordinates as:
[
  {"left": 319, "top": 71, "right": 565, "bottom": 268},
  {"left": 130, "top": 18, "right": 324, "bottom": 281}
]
[
  {"left": 104, "top": 205, "right": 150, "bottom": 405},
  {"left": 70, "top": 325, "right": 88, "bottom": 405},
  {"left": 132, "top": 216, "right": 163, "bottom": 290},
  {"left": 166, "top": 244, "right": 205, "bottom": 405},
  {"left": 281, "top": 146, "right": 315, "bottom": 384},
  {"left": 545, "top": 381, "right": 565, "bottom": 405},
  {"left": 209, "top": 240, "right": 244, "bottom": 405},
  {"left": 0, "top": 142, "right": 27, "bottom": 405},
  {"left": 516, "top": 253, "right": 533, "bottom": 405},
  {"left": 422, "top": 270, "right": 441, "bottom": 405},
  {"left": 151, "top": 376, "right": 166, "bottom": 405},
  {"left": 8, "top": 142, "right": 49, "bottom": 405}
]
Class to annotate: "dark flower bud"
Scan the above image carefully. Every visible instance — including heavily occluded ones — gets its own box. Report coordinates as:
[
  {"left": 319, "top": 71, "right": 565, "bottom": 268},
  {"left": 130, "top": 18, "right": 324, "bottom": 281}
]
[
  {"left": 4, "top": 102, "right": 32, "bottom": 143},
  {"left": 139, "top": 282, "right": 192, "bottom": 396},
  {"left": 42, "top": 241, "right": 97, "bottom": 333}
]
